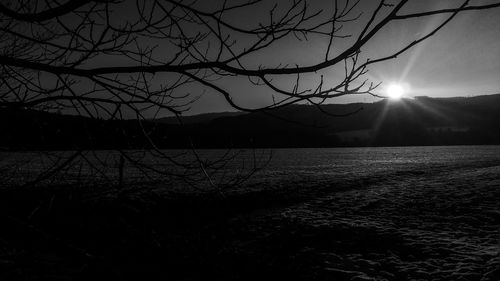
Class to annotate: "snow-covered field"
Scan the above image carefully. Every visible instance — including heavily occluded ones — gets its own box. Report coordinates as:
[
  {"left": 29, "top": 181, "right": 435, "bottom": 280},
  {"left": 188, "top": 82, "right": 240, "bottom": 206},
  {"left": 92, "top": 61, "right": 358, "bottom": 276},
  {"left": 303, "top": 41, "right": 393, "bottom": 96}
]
[
  {"left": 213, "top": 146, "right": 500, "bottom": 280},
  {"left": 1, "top": 146, "right": 499, "bottom": 280}
]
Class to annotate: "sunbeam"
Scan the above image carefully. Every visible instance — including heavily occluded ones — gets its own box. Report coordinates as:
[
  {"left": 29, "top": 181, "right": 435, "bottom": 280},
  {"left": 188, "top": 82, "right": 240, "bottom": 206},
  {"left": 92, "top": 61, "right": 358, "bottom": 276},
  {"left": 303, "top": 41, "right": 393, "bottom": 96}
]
[{"left": 399, "top": 2, "right": 450, "bottom": 82}]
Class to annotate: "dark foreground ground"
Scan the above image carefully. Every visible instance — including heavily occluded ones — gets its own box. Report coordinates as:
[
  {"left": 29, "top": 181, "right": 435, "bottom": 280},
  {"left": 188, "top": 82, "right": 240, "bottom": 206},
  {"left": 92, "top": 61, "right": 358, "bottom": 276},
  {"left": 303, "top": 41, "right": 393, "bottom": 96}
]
[{"left": 1, "top": 165, "right": 499, "bottom": 281}]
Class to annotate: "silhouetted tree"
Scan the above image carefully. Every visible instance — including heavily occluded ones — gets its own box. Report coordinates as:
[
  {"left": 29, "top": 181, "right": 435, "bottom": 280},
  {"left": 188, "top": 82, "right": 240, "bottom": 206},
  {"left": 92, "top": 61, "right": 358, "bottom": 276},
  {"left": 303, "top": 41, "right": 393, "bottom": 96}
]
[{"left": 1, "top": 0, "right": 499, "bottom": 190}]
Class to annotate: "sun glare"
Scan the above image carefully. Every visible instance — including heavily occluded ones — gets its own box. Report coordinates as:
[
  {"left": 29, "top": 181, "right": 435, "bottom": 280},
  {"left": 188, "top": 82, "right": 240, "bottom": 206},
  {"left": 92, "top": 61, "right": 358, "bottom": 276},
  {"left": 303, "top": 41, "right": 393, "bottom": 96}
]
[{"left": 386, "top": 84, "right": 405, "bottom": 100}]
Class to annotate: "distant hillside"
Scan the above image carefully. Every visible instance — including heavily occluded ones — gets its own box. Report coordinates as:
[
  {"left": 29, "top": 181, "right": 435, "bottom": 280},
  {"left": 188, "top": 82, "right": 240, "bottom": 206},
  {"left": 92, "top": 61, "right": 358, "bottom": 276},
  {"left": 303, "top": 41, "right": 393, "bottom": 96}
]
[
  {"left": 1, "top": 94, "right": 500, "bottom": 150},
  {"left": 159, "top": 94, "right": 500, "bottom": 147},
  {"left": 0, "top": 108, "right": 176, "bottom": 150},
  {"left": 156, "top": 111, "right": 244, "bottom": 124}
]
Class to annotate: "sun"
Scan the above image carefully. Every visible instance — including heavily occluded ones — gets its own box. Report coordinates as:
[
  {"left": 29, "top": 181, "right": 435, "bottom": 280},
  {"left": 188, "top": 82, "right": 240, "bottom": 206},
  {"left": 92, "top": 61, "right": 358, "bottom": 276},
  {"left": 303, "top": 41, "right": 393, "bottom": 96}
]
[{"left": 386, "top": 83, "right": 405, "bottom": 100}]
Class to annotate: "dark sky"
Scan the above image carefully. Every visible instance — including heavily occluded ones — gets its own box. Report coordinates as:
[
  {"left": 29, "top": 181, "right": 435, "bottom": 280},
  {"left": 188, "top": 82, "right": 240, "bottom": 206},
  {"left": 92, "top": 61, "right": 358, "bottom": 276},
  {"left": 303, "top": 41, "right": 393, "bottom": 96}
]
[{"left": 177, "top": 0, "right": 500, "bottom": 114}]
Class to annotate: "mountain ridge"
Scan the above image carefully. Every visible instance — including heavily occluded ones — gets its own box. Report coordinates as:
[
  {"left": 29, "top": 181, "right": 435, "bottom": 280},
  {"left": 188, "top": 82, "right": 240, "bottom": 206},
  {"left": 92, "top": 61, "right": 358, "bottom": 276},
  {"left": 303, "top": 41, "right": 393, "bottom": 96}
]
[{"left": 1, "top": 94, "right": 500, "bottom": 149}]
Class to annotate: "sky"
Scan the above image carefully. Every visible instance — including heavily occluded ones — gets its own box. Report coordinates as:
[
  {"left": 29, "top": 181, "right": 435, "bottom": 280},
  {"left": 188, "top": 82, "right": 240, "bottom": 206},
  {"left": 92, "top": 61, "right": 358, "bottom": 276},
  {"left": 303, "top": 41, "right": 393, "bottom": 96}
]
[
  {"left": 363, "top": 0, "right": 500, "bottom": 99},
  {"left": 178, "top": 0, "right": 500, "bottom": 115},
  {"left": 12, "top": 0, "right": 498, "bottom": 117}
]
